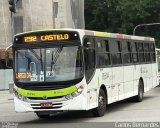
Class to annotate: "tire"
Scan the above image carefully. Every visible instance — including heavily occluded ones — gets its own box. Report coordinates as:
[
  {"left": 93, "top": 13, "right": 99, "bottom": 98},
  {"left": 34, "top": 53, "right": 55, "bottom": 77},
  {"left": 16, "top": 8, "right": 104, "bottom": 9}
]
[
  {"left": 134, "top": 80, "right": 144, "bottom": 102},
  {"left": 36, "top": 113, "right": 50, "bottom": 118},
  {"left": 92, "top": 89, "right": 107, "bottom": 117}
]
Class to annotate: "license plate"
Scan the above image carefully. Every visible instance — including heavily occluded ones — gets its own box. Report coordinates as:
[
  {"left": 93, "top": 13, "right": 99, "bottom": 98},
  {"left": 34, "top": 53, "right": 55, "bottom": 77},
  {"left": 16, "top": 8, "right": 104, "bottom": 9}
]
[{"left": 40, "top": 102, "right": 53, "bottom": 108}]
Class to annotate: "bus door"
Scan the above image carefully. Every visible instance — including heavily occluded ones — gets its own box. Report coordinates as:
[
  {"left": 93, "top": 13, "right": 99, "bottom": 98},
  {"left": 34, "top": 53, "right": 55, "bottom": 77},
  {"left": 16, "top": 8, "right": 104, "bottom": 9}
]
[{"left": 84, "top": 37, "right": 97, "bottom": 109}]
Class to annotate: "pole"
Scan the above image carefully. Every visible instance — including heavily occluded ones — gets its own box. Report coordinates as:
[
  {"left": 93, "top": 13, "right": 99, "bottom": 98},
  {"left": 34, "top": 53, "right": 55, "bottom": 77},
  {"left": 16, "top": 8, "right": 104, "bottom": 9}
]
[
  {"left": 133, "top": 23, "right": 160, "bottom": 35},
  {"left": 10, "top": 12, "right": 14, "bottom": 41}
]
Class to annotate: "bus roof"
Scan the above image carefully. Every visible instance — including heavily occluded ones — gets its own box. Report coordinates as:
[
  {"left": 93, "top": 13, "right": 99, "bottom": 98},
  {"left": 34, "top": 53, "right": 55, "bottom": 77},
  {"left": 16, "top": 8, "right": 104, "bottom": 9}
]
[{"left": 15, "top": 28, "right": 155, "bottom": 42}]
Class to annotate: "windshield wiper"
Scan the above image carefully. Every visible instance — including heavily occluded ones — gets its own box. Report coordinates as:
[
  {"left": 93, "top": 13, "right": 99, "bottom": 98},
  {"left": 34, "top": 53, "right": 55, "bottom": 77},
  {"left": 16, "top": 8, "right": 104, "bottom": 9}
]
[
  {"left": 29, "top": 49, "right": 43, "bottom": 71},
  {"left": 50, "top": 47, "right": 63, "bottom": 72},
  {"left": 40, "top": 49, "right": 43, "bottom": 71}
]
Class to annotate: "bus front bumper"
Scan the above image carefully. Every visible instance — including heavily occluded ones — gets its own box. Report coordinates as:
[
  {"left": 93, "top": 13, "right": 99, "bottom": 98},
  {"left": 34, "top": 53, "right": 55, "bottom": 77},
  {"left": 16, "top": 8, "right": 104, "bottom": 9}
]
[{"left": 14, "top": 94, "right": 87, "bottom": 113}]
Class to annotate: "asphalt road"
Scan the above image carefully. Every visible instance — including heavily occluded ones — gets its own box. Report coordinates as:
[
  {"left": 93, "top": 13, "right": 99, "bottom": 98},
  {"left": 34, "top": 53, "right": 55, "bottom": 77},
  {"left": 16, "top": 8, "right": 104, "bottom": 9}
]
[{"left": 0, "top": 86, "right": 160, "bottom": 128}]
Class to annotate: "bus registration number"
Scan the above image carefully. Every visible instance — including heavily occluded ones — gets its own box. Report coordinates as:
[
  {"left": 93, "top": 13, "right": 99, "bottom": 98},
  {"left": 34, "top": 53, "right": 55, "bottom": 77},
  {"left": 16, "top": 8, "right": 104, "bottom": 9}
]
[{"left": 40, "top": 102, "right": 53, "bottom": 108}]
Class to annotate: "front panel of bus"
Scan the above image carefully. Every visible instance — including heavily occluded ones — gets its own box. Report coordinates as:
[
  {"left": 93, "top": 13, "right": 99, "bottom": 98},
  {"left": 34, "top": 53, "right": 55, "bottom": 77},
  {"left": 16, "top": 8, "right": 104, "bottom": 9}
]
[{"left": 12, "top": 31, "right": 87, "bottom": 112}]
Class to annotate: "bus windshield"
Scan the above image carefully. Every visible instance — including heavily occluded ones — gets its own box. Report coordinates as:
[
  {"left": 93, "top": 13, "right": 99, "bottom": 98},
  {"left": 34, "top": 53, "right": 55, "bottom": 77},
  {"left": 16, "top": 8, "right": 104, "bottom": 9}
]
[{"left": 15, "top": 46, "right": 83, "bottom": 83}]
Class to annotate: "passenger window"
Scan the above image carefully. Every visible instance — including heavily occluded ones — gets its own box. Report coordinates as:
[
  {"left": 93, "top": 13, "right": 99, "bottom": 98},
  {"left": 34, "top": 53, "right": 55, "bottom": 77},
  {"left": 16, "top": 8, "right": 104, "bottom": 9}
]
[
  {"left": 97, "top": 40, "right": 106, "bottom": 53},
  {"left": 105, "top": 40, "right": 109, "bottom": 52},
  {"left": 132, "top": 42, "right": 139, "bottom": 63},
  {"left": 110, "top": 40, "right": 122, "bottom": 65},
  {"left": 144, "top": 43, "right": 151, "bottom": 62},
  {"left": 150, "top": 43, "right": 156, "bottom": 62},
  {"left": 97, "top": 38, "right": 111, "bottom": 68},
  {"left": 150, "top": 44, "right": 155, "bottom": 52},
  {"left": 138, "top": 43, "right": 145, "bottom": 63},
  {"left": 97, "top": 53, "right": 111, "bottom": 67},
  {"left": 122, "top": 41, "right": 132, "bottom": 64}
]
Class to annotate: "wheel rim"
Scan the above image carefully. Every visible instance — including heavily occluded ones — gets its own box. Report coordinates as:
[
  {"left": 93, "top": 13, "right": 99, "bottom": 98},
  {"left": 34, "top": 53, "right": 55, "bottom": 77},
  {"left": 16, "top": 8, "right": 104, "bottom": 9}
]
[
  {"left": 139, "top": 86, "right": 143, "bottom": 99},
  {"left": 99, "top": 95, "right": 105, "bottom": 112}
]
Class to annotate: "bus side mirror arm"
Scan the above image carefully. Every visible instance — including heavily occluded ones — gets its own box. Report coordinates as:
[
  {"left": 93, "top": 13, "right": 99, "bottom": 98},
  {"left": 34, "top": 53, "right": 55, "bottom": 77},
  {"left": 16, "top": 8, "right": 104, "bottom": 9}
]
[{"left": 5, "top": 44, "right": 13, "bottom": 68}]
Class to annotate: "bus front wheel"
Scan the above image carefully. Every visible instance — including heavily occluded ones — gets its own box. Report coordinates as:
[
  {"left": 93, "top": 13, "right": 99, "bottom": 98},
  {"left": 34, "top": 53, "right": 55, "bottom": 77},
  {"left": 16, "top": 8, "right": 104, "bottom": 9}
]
[{"left": 92, "top": 89, "right": 107, "bottom": 117}]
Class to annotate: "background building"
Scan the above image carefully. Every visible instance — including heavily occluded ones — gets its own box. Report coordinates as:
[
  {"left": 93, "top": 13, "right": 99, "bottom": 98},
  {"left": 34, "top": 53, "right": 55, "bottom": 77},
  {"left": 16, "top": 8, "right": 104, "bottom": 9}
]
[{"left": 0, "top": 0, "right": 84, "bottom": 90}]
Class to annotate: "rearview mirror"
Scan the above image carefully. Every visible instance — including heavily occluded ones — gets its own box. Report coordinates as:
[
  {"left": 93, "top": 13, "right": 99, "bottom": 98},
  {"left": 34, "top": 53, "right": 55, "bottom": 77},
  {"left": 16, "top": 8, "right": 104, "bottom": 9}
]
[{"left": 5, "top": 45, "right": 13, "bottom": 69}]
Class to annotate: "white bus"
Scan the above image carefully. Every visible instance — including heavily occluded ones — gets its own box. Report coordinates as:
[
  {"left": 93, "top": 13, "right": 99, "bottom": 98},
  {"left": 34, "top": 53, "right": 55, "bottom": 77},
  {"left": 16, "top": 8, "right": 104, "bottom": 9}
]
[{"left": 8, "top": 29, "right": 158, "bottom": 118}]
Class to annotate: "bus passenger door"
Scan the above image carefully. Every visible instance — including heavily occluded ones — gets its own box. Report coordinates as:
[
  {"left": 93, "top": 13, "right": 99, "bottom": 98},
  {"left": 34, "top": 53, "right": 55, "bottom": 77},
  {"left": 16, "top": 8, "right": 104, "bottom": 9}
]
[
  {"left": 83, "top": 37, "right": 97, "bottom": 110},
  {"left": 87, "top": 75, "right": 98, "bottom": 109}
]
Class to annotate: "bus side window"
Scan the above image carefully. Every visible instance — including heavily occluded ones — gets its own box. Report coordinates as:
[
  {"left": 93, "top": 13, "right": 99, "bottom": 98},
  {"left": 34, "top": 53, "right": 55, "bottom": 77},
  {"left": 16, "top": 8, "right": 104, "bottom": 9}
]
[
  {"left": 104, "top": 40, "right": 111, "bottom": 66},
  {"left": 109, "top": 39, "right": 122, "bottom": 66},
  {"left": 138, "top": 42, "right": 145, "bottom": 63},
  {"left": 132, "top": 42, "right": 139, "bottom": 63},
  {"left": 150, "top": 43, "right": 156, "bottom": 62},
  {"left": 83, "top": 37, "right": 96, "bottom": 83},
  {"left": 96, "top": 38, "right": 111, "bottom": 68},
  {"left": 144, "top": 43, "right": 151, "bottom": 62},
  {"left": 122, "top": 41, "right": 132, "bottom": 64}
]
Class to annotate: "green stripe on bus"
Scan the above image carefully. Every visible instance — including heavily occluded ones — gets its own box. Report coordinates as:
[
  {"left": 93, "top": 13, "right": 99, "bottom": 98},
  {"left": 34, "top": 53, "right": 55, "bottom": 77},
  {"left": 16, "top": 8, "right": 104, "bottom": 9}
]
[
  {"left": 97, "top": 77, "right": 100, "bottom": 86},
  {"left": 17, "top": 86, "right": 77, "bottom": 97}
]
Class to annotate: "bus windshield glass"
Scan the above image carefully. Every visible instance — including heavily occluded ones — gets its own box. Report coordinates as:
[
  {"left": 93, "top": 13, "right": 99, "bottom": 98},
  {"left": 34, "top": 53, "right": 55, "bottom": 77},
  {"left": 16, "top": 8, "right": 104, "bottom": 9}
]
[{"left": 15, "top": 46, "right": 83, "bottom": 83}]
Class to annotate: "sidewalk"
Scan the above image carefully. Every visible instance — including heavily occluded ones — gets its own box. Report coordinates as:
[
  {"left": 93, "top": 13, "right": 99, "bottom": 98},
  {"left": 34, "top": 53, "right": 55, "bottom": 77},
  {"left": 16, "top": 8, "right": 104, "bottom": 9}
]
[{"left": 0, "top": 90, "right": 14, "bottom": 101}]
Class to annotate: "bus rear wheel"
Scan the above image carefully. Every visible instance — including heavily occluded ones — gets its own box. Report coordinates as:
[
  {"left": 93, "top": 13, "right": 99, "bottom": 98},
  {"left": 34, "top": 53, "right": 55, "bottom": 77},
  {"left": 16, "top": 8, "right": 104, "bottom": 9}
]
[
  {"left": 92, "top": 89, "right": 106, "bottom": 117},
  {"left": 134, "top": 80, "right": 144, "bottom": 102}
]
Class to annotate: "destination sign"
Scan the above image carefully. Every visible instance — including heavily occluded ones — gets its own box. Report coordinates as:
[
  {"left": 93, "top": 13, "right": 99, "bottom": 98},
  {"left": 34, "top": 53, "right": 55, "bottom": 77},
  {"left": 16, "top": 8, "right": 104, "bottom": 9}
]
[
  {"left": 14, "top": 31, "right": 80, "bottom": 44},
  {"left": 24, "top": 34, "right": 70, "bottom": 43}
]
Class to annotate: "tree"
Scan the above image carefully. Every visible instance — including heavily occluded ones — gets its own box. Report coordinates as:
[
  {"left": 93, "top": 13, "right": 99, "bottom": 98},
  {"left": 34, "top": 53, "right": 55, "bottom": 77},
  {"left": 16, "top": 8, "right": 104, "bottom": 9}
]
[{"left": 84, "top": 0, "right": 160, "bottom": 47}]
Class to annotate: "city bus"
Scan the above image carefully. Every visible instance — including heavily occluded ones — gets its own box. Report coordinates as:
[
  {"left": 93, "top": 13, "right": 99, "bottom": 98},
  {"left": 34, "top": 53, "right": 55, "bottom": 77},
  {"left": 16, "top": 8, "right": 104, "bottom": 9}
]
[{"left": 7, "top": 29, "right": 158, "bottom": 118}]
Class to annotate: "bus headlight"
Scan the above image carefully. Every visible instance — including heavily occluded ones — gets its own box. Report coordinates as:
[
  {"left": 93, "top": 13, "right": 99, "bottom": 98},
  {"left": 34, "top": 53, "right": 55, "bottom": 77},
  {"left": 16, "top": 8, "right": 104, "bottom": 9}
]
[
  {"left": 17, "top": 93, "right": 22, "bottom": 100},
  {"left": 77, "top": 85, "right": 84, "bottom": 93},
  {"left": 65, "top": 85, "right": 84, "bottom": 100},
  {"left": 14, "top": 89, "right": 27, "bottom": 102},
  {"left": 65, "top": 94, "right": 72, "bottom": 100}
]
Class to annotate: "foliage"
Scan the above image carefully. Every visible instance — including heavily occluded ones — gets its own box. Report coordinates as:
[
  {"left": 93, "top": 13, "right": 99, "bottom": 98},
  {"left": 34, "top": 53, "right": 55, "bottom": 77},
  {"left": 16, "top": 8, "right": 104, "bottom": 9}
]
[{"left": 84, "top": 0, "right": 160, "bottom": 47}]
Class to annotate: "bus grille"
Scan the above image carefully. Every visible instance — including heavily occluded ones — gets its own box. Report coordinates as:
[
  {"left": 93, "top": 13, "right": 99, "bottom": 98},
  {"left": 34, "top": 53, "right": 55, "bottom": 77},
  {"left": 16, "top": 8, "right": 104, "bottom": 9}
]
[{"left": 27, "top": 96, "right": 63, "bottom": 100}]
